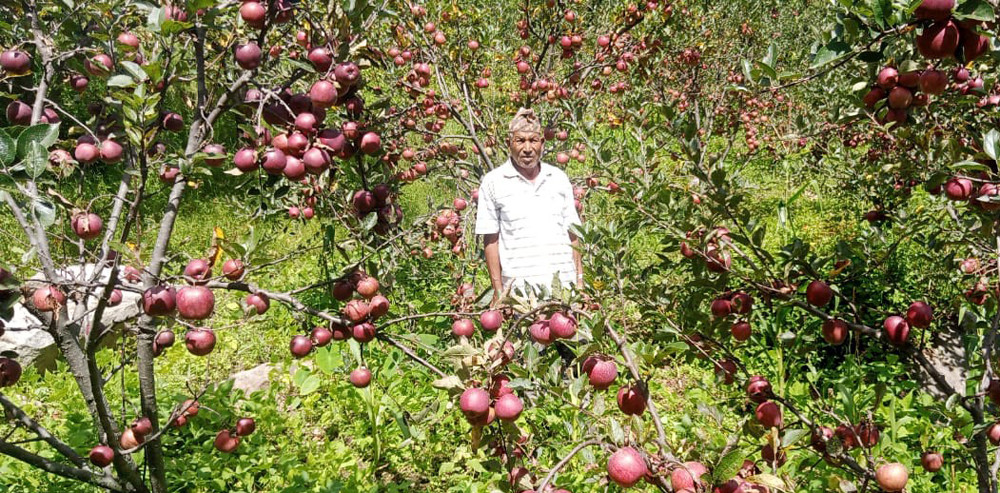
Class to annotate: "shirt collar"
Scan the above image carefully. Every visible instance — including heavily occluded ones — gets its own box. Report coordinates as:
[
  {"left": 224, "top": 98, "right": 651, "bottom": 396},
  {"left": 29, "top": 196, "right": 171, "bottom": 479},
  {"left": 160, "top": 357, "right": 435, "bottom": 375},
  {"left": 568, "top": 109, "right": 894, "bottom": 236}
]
[{"left": 501, "top": 159, "right": 553, "bottom": 179}]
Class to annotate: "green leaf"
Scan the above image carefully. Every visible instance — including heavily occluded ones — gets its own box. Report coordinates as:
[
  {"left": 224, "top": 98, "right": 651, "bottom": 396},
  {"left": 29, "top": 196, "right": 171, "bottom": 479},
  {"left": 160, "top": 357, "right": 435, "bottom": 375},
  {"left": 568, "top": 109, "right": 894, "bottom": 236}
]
[
  {"left": 811, "top": 41, "right": 850, "bottom": 69},
  {"left": 315, "top": 345, "right": 341, "bottom": 374},
  {"left": 120, "top": 61, "right": 148, "bottom": 82},
  {"left": 298, "top": 374, "right": 321, "bottom": 395},
  {"left": 24, "top": 141, "right": 47, "bottom": 179},
  {"left": 15, "top": 124, "right": 60, "bottom": 160},
  {"left": 362, "top": 211, "right": 378, "bottom": 231},
  {"left": 147, "top": 6, "right": 165, "bottom": 32},
  {"left": 713, "top": 450, "right": 745, "bottom": 482},
  {"left": 951, "top": 160, "right": 991, "bottom": 172},
  {"left": 31, "top": 198, "right": 56, "bottom": 228},
  {"left": 746, "top": 473, "right": 786, "bottom": 490},
  {"left": 781, "top": 428, "right": 810, "bottom": 447},
  {"left": 107, "top": 75, "right": 136, "bottom": 88},
  {"left": 956, "top": 0, "right": 995, "bottom": 21},
  {"left": 0, "top": 129, "right": 15, "bottom": 165},
  {"left": 984, "top": 129, "right": 1000, "bottom": 160},
  {"left": 161, "top": 19, "right": 192, "bottom": 35}
]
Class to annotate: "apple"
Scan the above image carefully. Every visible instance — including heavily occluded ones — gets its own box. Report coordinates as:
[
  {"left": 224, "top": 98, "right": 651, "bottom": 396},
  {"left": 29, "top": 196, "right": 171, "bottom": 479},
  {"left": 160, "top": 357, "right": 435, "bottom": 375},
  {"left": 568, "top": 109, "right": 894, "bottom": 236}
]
[
  {"left": 233, "top": 148, "right": 258, "bottom": 172},
  {"left": 452, "top": 318, "right": 475, "bottom": 337},
  {"left": 344, "top": 299, "right": 370, "bottom": 322},
  {"left": 88, "top": 445, "right": 114, "bottom": 467},
  {"left": 617, "top": 385, "right": 647, "bottom": 415},
  {"left": 670, "top": 461, "right": 706, "bottom": 491},
  {"left": 72, "top": 212, "right": 103, "bottom": 241},
  {"left": 131, "top": 416, "right": 152, "bottom": 437},
  {"left": 710, "top": 298, "right": 732, "bottom": 318},
  {"left": 1, "top": 50, "right": 31, "bottom": 75},
  {"left": 919, "top": 69, "right": 948, "bottom": 95},
  {"left": 495, "top": 393, "right": 523, "bottom": 421},
  {"left": 459, "top": 387, "right": 490, "bottom": 420},
  {"left": 883, "top": 315, "right": 910, "bottom": 346},
  {"left": 350, "top": 367, "right": 372, "bottom": 388},
  {"left": 289, "top": 335, "right": 313, "bottom": 358},
  {"left": 805, "top": 280, "right": 833, "bottom": 306},
  {"left": 548, "top": 311, "right": 576, "bottom": 338},
  {"left": 731, "top": 321, "right": 751, "bottom": 341},
  {"left": 142, "top": 285, "right": 176, "bottom": 316},
  {"left": 176, "top": 286, "right": 215, "bottom": 320},
  {"left": 185, "top": 328, "right": 216, "bottom": 356},
  {"left": 529, "top": 320, "right": 554, "bottom": 345},
  {"left": 988, "top": 422, "right": 1000, "bottom": 445},
  {"left": 746, "top": 375, "right": 772, "bottom": 403},
  {"left": 587, "top": 358, "right": 618, "bottom": 389},
  {"left": 235, "top": 417, "right": 256, "bottom": 436},
  {"left": 479, "top": 310, "right": 503, "bottom": 331},
  {"left": 235, "top": 42, "right": 262, "bottom": 70},
  {"left": 875, "top": 463, "right": 908, "bottom": 492},
  {"left": 821, "top": 319, "right": 848, "bottom": 345},
  {"left": 214, "top": 429, "right": 240, "bottom": 453},
  {"left": 607, "top": 446, "right": 648, "bottom": 488},
  {"left": 916, "top": 20, "right": 960, "bottom": 59},
  {"left": 119, "top": 428, "right": 143, "bottom": 449},
  {"left": 755, "top": 401, "right": 783, "bottom": 428},
  {"left": 355, "top": 276, "right": 379, "bottom": 298},
  {"left": 906, "top": 301, "right": 933, "bottom": 328},
  {"left": 921, "top": 451, "right": 944, "bottom": 472},
  {"left": 944, "top": 177, "right": 973, "bottom": 200},
  {"left": 184, "top": 259, "right": 212, "bottom": 284},
  {"left": 876, "top": 67, "right": 898, "bottom": 90},
  {"left": 245, "top": 292, "right": 270, "bottom": 315},
  {"left": 0, "top": 358, "right": 23, "bottom": 387},
  {"left": 352, "top": 322, "right": 376, "bottom": 343},
  {"left": 222, "top": 259, "right": 245, "bottom": 280},
  {"left": 915, "top": 0, "right": 955, "bottom": 20},
  {"left": 203, "top": 144, "right": 225, "bottom": 167}
]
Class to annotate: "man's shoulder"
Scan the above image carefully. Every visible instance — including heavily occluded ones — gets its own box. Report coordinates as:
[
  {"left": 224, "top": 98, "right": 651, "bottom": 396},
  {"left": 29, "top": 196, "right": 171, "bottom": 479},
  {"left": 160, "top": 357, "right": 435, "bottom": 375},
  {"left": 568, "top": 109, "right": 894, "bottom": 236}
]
[{"left": 479, "top": 161, "right": 513, "bottom": 186}]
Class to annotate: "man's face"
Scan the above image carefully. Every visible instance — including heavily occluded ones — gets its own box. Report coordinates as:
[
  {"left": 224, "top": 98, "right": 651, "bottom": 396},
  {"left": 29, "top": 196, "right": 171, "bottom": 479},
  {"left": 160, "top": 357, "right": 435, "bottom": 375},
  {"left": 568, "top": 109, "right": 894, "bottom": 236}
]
[{"left": 509, "top": 131, "right": 543, "bottom": 170}]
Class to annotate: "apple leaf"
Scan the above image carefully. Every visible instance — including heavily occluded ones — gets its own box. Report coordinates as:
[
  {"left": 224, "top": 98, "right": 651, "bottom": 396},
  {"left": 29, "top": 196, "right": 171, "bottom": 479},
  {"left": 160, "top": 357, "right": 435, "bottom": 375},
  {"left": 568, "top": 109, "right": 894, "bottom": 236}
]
[
  {"left": 15, "top": 123, "right": 60, "bottom": 160},
  {"left": 315, "top": 346, "right": 341, "bottom": 375},
  {"left": 146, "top": 6, "right": 165, "bottom": 32},
  {"left": 107, "top": 75, "right": 136, "bottom": 88},
  {"left": 24, "top": 141, "right": 47, "bottom": 179},
  {"left": 31, "top": 197, "right": 56, "bottom": 228},
  {"left": 746, "top": 473, "right": 786, "bottom": 490},
  {"left": 120, "top": 61, "right": 148, "bottom": 82},
  {"left": 984, "top": 129, "right": 1000, "bottom": 160},
  {"left": 430, "top": 375, "right": 463, "bottom": 392},
  {"left": 0, "top": 129, "right": 15, "bottom": 165},
  {"left": 298, "top": 374, "right": 321, "bottom": 395},
  {"left": 712, "top": 450, "right": 745, "bottom": 483},
  {"left": 956, "top": 0, "right": 995, "bottom": 21}
]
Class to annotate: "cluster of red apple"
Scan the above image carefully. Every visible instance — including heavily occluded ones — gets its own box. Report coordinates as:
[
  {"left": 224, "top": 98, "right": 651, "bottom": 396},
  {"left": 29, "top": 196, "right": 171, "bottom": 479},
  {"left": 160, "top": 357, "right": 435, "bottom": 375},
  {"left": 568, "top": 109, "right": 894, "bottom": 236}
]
[
  {"left": 861, "top": 0, "right": 990, "bottom": 125},
  {"left": 680, "top": 226, "right": 733, "bottom": 273},
  {"left": 308, "top": 271, "right": 390, "bottom": 387}
]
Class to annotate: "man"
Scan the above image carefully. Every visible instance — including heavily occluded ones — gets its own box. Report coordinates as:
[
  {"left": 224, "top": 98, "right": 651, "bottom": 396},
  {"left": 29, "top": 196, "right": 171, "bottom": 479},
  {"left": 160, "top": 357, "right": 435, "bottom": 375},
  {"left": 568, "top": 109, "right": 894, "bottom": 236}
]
[{"left": 475, "top": 108, "right": 583, "bottom": 306}]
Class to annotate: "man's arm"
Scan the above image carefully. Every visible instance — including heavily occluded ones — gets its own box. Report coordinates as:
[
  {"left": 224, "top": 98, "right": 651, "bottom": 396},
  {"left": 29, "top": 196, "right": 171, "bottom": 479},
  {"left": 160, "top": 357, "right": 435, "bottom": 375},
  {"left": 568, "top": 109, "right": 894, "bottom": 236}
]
[{"left": 483, "top": 233, "right": 504, "bottom": 306}]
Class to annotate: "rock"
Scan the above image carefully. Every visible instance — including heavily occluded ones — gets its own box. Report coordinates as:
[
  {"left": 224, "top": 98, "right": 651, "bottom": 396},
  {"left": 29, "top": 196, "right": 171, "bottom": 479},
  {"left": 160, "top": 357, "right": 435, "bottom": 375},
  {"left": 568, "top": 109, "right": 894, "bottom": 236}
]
[
  {"left": 230, "top": 364, "right": 274, "bottom": 396},
  {"left": 917, "top": 325, "right": 966, "bottom": 400},
  {"left": 0, "top": 303, "right": 57, "bottom": 370},
  {"left": 2, "top": 263, "right": 141, "bottom": 370}
]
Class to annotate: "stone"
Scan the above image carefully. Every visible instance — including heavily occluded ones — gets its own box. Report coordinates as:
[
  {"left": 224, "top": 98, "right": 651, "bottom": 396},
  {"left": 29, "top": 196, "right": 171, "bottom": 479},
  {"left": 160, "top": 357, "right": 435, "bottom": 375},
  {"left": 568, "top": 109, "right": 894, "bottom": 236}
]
[
  {"left": 2, "top": 263, "right": 141, "bottom": 369},
  {"left": 230, "top": 363, "right": 274, "bottom": 396}
]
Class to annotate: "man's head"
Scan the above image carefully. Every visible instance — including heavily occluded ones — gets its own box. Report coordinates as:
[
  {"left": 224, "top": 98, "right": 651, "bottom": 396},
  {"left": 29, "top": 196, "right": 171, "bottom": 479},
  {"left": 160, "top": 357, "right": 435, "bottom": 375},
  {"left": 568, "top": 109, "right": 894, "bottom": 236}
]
[{"left": 508, "top": 107, "right": 543, "bottom": 170}]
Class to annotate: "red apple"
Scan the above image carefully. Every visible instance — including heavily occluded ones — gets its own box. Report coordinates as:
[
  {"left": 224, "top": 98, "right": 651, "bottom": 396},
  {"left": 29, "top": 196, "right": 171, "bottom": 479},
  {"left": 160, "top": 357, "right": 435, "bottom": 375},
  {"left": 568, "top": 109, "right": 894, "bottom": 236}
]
[{"left": 607, "top": 446, "right": 648, "bottom": 488}]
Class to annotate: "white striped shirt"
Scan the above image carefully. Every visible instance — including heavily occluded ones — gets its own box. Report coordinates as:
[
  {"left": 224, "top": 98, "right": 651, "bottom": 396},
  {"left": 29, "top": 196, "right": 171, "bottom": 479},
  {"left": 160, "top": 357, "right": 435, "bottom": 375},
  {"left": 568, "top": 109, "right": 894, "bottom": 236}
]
[{"left": 475, "top": 159, "right": 581, "bottom": 290}]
